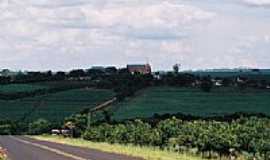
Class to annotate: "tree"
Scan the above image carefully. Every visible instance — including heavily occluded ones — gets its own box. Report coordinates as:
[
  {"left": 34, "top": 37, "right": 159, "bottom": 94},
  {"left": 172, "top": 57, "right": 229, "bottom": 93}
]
[
  {"left": 69, "top": 69, "right": 86, "bottom": 77},
  {"left": 54, "top": 71, "right": 66, "bottom": 80},
  {"left": 105, "top": 67, "right": 117, "bottom": 74},
  {"left": 0, "top": 124, "right": 12, "bottom": 135},
  {"left": 173, "top": 64, "right": 180, "bottom": 74},
  {"left": 200, "top": 76, "right": 213, "bottom": 92},
  {"left": 102, "top": 110, "right": 113, "bottom": 123},
  {"left": 87, "top": 69, "right": 104, "bottom": 78}
]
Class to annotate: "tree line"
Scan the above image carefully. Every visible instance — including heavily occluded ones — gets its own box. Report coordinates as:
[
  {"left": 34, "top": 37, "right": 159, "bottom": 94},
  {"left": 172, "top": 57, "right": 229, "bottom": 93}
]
[{"left": 1, "top": 67, "right": 270, "bottom": 92}]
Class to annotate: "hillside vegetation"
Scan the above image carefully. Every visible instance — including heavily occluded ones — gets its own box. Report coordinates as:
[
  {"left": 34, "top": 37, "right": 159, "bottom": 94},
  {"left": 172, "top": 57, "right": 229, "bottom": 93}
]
[
  {"left": 0, "top": 88, "right": 115, "bottom": 122},
  {"left": 111, "top": 86, "right": 270, "bottom": 120},
  {"left": 0, "top": 84, "right": 48, "bottom": 94}
]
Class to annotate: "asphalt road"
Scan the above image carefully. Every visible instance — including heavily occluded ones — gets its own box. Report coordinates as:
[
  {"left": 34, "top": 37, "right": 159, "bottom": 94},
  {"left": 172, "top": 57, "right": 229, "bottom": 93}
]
[{"left": 0, "top": 136, "right": 143, "bottom": 160}]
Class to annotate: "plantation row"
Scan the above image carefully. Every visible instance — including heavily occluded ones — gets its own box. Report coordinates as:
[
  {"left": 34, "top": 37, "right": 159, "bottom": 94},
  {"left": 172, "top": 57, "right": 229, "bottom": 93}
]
[
  {"left": 0, "top": 81, "right": 96, "bottom": 100},
  {"left": 83, "top": 117, "right": 270, "bottom": 160}
]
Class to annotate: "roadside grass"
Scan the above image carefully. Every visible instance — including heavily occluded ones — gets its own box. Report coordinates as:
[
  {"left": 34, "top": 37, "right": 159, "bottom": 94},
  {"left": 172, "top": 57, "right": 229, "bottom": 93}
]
[{"left": 32, "top": 135, "right": 206, "bottom": 160}]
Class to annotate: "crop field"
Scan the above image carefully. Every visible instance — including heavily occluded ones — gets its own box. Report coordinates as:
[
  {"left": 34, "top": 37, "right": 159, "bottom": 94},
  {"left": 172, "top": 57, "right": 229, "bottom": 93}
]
[
  {"left": 188, "top": 70, "right": 270, "bottom": 79},
  {"left": 34, "top": 80, "right": 95, "bottom": 89},
  {"left": 111, "top": 86, "right": 270, "bottom": 120},
  {"left": 0, "top": 84, "right": 48, "bottom": 94},
  {"left": 0, "top": 88, "right": 115, "bottom": 122}
]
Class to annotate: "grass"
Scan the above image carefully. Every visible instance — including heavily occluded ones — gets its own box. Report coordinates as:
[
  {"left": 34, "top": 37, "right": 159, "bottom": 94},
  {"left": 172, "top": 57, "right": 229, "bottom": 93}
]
[
  {"left": 0, "top": 88, "right": 115, "bottom": 122},
  {"left": 0, "top": 84, "right": 48, "bottom": 94},
  {"left": 111, "top": 86, "right": 270, "bottom": 120},
  {"left": 32, "top": 135, "right": 205, "bottom": 160}
]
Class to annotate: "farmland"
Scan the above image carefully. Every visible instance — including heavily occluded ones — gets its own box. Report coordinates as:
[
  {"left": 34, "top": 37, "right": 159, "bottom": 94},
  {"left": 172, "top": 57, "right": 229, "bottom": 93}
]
[
  {"left": 0, "top": 84, "right": 48, "bottom": 94},
  {"left": 111, "top": 86, "right": 270, "bottom": 120},
  {"left": 0, "top": 88, "right": 115, "bottom": 122}
]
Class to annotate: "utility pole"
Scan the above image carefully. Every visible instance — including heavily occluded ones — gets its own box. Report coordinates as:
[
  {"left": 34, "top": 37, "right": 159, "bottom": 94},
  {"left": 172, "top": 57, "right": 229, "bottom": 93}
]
[{"left": 87, "top": 111, "right": 93, "bottom": 129}]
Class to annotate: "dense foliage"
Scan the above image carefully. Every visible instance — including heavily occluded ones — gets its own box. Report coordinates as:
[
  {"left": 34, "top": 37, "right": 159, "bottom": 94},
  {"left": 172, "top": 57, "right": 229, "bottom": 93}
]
[
  {"left": 83, "top": 117, "right": 270, "bottom": 160},
  {"left": 28, "top": 119, "right": 51, "bottom": 135}
]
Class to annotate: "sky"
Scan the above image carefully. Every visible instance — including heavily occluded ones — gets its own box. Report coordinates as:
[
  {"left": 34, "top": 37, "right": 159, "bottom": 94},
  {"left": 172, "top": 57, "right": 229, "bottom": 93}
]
[{"left": 0, "top": 0, "right": 270, "bottom": 71}]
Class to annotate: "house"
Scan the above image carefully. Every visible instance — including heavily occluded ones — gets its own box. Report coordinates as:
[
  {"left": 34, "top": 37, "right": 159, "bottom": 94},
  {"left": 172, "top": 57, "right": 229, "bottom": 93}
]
[{"left": 127, "top": 64, "right": 152, "bottom": 74}]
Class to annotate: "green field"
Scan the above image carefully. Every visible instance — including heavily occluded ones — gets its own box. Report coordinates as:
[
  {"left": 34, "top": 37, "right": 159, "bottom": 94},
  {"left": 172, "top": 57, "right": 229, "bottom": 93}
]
[
  {"left": 112, "top": 87, "right": 270, "bottom": 120},
  {"left": 0, "top": 84, "right": 48, "bottom": 94},
  {"left": 0, "top": 88, "right": 115, "bottom": 122},
  {"left": 34, "top": 80, "right": 95, "bottom": 88}
]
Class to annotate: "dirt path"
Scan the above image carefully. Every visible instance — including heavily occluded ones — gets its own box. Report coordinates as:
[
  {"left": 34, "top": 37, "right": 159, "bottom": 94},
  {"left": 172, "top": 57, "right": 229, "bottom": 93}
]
[{"left": 90, "top": 97, "right": 117, "bottom": 112}]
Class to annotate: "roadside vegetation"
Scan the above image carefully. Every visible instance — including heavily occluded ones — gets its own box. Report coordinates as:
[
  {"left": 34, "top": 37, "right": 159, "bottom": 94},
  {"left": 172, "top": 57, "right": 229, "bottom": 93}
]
[
  {"left": 29, "top": 114, "right": 270, "bottom": 160},
  {"left": 80, "top": 117, "right": 270, "bottom": 160}
]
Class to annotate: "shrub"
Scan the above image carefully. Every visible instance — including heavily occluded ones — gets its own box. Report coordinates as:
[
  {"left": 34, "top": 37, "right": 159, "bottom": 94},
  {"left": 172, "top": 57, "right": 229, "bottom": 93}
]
[
  {"left": 0, "top": 125, "right": 12, "bottom": 135},
  {"left": 28, "top": 119, "right": 51, "bottom": 135}
]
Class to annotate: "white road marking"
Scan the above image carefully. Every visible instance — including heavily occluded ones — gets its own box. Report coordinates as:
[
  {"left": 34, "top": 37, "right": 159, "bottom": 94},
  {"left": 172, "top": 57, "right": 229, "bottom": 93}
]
[{"left": 9, "top": 136, "right": 91, "bottom": 160}]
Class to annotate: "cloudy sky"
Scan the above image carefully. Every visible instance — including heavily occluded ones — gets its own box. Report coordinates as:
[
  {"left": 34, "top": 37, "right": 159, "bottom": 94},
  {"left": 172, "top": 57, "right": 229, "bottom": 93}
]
[{"left": 0, "top": 0, "right": 270, "bottom": 71}]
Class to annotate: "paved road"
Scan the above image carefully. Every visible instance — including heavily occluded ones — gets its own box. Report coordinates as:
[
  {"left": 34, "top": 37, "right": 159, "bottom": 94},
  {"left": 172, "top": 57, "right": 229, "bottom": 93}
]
[{"left": 0, "top": 136, "right": 143, "bottom": 160}]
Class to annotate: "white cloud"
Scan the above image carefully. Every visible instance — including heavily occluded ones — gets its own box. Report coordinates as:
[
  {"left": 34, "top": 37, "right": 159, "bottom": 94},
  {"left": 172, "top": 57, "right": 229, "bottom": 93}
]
[
  {"left": 2, "top": 0, "right": 269, "bottom": 71},
  {"left": 81, "top": 1, "right": 215, "bottom": 39},
  {"left": 0, "top": 0, "right": 216, "bottom": 70},
  {"left": 264, "top": 35, "right": 270, "bottom": 42},
  {"left": 241, "top": 0, "right": 270, "bottom": 6},
  {"left": 228, "top": 35, "right": 270, "bottom": 68}
]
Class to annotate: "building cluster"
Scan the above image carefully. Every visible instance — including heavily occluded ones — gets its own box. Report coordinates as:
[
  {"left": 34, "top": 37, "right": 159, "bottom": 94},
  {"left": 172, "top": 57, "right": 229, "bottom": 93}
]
[
  {"left": 86, "top": 64, "right": 152, "bottom": 75},
  {"left": 127, "top": 64, "right": 152, "bottom": 75}
]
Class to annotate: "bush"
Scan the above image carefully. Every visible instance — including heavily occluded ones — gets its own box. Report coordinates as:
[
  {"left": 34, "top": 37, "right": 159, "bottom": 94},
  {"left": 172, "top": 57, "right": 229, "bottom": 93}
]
[
  {"left": 0, "top": 125, "right": 12, "bottom": 135},
  {"left": 28, "top": 119, "right": 51, "bottom": 135},
  {"left": 83, "top": 123, "right": 113, "bottom": 142}
]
